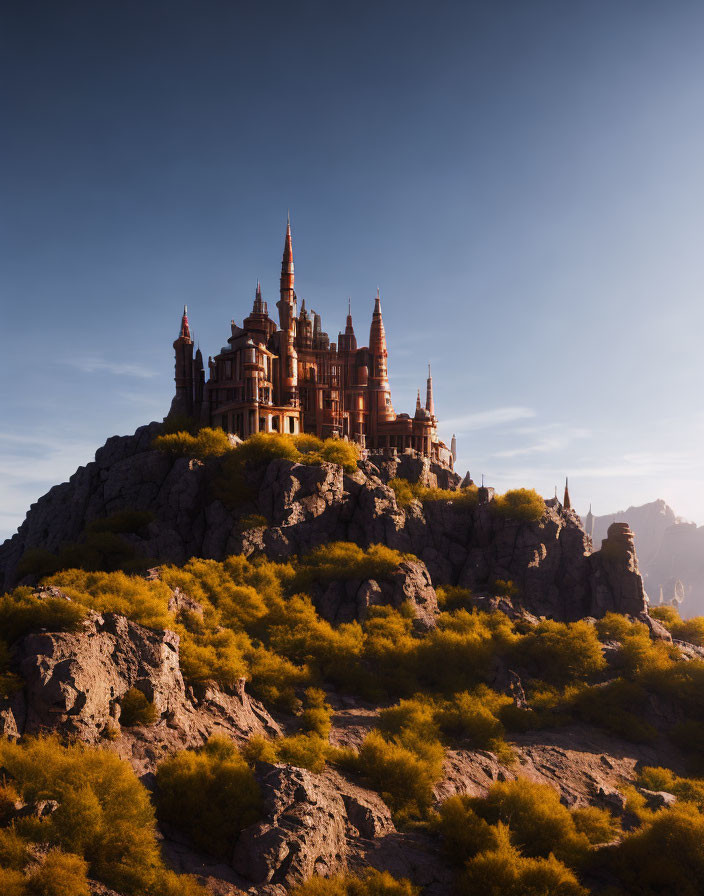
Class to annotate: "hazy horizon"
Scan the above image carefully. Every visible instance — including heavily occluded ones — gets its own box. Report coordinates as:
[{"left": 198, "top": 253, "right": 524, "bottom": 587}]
[{"left": 3, "top": 1, "right": 704, "bottom": 540}]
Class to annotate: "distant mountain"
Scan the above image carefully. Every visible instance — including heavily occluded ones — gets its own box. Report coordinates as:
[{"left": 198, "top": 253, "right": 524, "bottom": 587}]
[{"left": 584, "top": 500, "right": 704, "bottom": 616}]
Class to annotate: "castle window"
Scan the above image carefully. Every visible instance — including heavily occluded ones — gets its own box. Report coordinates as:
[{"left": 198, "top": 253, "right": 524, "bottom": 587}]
[{"left": 288, "top": 416, "right": 295, "bottom": 434}]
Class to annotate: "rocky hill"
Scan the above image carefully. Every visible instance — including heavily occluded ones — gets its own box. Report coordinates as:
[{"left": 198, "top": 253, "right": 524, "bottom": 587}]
[
  {"left": 1, "top": 425, "right": 703, "bottom": 896},
  {"left": 585, "top": 500, "right": 704, "bottom": 616}
]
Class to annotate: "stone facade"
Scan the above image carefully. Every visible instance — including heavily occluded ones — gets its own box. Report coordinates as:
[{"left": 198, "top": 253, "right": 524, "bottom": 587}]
[{"left": 169, "top": 219, "right": 453, "bottom": 469}]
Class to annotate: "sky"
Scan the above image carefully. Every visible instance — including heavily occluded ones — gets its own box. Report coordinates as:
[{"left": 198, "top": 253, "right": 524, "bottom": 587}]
[{"left": 2, "top": 0, "right": 704, "bottom": 541}]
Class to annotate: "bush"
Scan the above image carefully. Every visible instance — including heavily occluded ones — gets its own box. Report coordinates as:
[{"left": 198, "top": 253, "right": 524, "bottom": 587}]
[
  {"left": 651, "top": 605, "right": 704, "bottom": 647},
  {"left": 571, "top": 678, "right": 657, "bottom": 743},
  {"left": 294, "top": 542, "right": 410, "bottom": 587},
  {"left": 0, "top": 588, "right": 86, "bottom": 644},
  {"left": 27, "top": 849, "right": 90, "bottom": 896},
  {"left": 459, "top": 824, "right": 587, "bottom": 896},
  {"left": 301, "top": 687, "right": 333, "bottom": 738},
  {"left": 0, "top": 735, "right": 199, "bottom": 895},
  {"left": 348, "top": 729, "right": 444, "bottom": 820},
  {"left": 290, "top": 869, "right": 418, "bottom": 895},
  {"left": 156, "top": 736, "right": 262, "bottom": 858},
  {"left": 388, "top": 478, "right": 418, "bottom": 508},
  {"left": 153, "top": 427, "right": 231, "bottom": 459},
  {"left": 435, "top": 795, "right": 500, "bottom": 862},
  {"left": 0, "top": 868, "right": 25, "bottom": 896},
  {"left": 515, "top": 620, "right": 606, "bottom": 685},
  {"left": 611, "top": 803, "right": 704, "bottom": 895},
  {"left": 469, "top": 778, "right": 593, "bottom": 867},
  {"left": 491, "top": 489, "right": 545, "bottom": 522},
  {"left": 637, "top": 767, "right": 704, "bottom": 810},
  {"left": 119, "top": 688, "right": 158, "bottom": 726}
]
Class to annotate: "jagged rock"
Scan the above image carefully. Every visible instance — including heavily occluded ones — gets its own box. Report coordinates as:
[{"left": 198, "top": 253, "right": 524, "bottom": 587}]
[
  {"left": 312, "top": 559, "right": 438, "bottom": 629},
  {"left": 0, "top": 423, "right": 654, "bottom": 626},
  {"left": 232, "top": 763, "right": 349, "bottom": 885},
  {"left": 0, "top": 608, "right": 279, "bottom": 759},
  {"left": 589, "top": 523, "right": 648, "bottom": 618}
]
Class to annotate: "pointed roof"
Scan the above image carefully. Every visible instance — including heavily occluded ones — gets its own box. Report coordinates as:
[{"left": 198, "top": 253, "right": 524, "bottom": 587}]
[
  {"left": 281, "top": 214, "right": 294, "bottom": 273},
  {"left": 416, "top": 389, "right": 422, "bottom": 411},
  {"left": 178, "top": 305, "right": 191, "bottom": 341},
  {"left": 369, "top": 288, "right": 387, "bottom": 359},
  {"left": 563, "top": 477, "right": 571, "bottom": 510},
  {"left": 425, "top": 362, "right": 435, "bottom": 416},
  {"left": 345, "top": 297, "right": 355, "bottom": 336}
]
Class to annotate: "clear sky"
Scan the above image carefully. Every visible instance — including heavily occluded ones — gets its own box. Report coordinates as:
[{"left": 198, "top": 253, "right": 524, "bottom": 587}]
[{"left": 3, "top": 0, "right": 704, "bottom": 541}]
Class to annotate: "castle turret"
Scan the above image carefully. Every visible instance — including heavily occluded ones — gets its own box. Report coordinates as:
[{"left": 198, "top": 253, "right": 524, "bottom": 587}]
[
  {"left": 368, "top": 289, "right": 394, "bottom": 432},
  {"left": 339, "top": 299, "right": 357, "bottom": 352},
  {"left": 169, "top": 305, "right": 195, "bottom": 418},
  {"left": 585, "top": 503, "right": 594, "bottom": 538},
  {"left": 451, "top": 433, "right": 457, "bottom": 462},
  {"left": 563, "top": 477, "right": 571, "bottom": 510},
  {"left": 426, "top": 363, "right": 435, "bottom": 417},
  {"left": 276, "top": 215, "right": 298, "bottom": 405}
]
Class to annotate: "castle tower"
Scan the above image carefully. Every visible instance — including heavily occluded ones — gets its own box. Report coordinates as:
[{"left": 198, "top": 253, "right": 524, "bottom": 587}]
[
  {"left": 276, "top": 215, "right": 298, "bottom": 406},
  {"left": 368, "top": 289, "right": 394, "bottom": 435},
  {"left": 339, "top": 299, "right": 357, "bottom": 352},
  {"left": 416, "top": 389, "right": 422, "bottom": 413},
  {"left": 451, "top": 433, "right": 457, "bottom": 462},
  {"left": 563, "top": 477, "right": 571, "bottom": 510},
  {"left": 169, "top": 305, "right": 195, "bottom": 417},
  {"left": 426, "top": 363, "right": 435, "bottom": 417},
  {"left": 585, "top": 503, "right": 594, "bottom": 538}
]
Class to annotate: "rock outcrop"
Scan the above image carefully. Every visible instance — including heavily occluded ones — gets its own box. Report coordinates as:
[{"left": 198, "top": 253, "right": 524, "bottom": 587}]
[
  {"left": 0, "top": 602, "right": 280, "bottom": 762},
  {"left": 0, "top": 424, "right": 650, "bottom": 623}
]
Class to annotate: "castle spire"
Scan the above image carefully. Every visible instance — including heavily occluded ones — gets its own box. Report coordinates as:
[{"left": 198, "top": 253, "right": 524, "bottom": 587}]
[
  {"left": 178, "top": 305, "right": 191, "bottom": 341},
  {"left": 345, "top": 298, "right": 355, "bottom": 336},
  {"left": 253, "top": 280, "right": 264, "bottom": 314},
  {"left": 563, "top": 477, "right": 571, "bottom": 510},
  {"left": 425, "top": 362, "right": 434, "bottom": 416},
  {"left": 416, "top": 389, "right": 422, "bottom": 411}
]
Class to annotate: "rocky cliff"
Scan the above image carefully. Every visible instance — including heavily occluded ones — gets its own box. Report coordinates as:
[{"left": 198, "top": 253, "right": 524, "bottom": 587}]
[
  {"left": 0, "top": 423, "right": 648, "bottom": 623},
  {"left": 1, "top": 425, "right": 699, "bottom": 896}
]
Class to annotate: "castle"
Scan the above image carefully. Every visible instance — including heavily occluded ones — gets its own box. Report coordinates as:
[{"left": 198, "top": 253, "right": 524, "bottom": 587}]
[{"left": 169, "top": 220, "right": 455, "bottom": 469}]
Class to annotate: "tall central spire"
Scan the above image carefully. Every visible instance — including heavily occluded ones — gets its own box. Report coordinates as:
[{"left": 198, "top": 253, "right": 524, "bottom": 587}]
[
  {"left": 178, "top": 305, "right": 192, "bottom": 341},
  {"left": 282, "top": 213, "right": 293, "bottom": 275},
  {"left": 425, "top": 362, "right": 434, "bottom": 417}
]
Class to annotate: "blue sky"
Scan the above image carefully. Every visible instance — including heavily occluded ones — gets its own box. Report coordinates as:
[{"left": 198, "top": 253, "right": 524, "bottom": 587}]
[{"left": 3, "top": 0, "right": 704, "bottom": 540}]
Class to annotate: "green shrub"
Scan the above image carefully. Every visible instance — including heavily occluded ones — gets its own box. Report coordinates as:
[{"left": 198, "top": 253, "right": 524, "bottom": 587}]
[
  {"left": 0, "top": 588, "right": 86, "bottom": 644},
  {"left": 611, "top": 803, "right": 704, "bottom": 895},
  {"left": 388, "top": 479, "right": 478, "bottom": 509},
  {"left": 637, "top": 767, "right": 704, "bottom": 810},
  {"left": 459, "top": 824, "right": 587, "bottom": 896},
  {"left": 0, "top": 868, "right": 25, "bottom": 896},
  {"left": 119, "top": 688, "right": 158, "bottom": 726},
  {"left": 469, "top": 778, "right": 593, "bottom": 867},
  {"left": 515, "top": 620, "right": 606, "bottom": 685},
  {"left": 491, "top": 489, "right": 545, "bottom": 522},
  {"left": 0, "top": 735, "right": 199, "bottom": 895},
  {"left": 153, "top": 427, "right": 231, "bottom": 459},
  {"left": 347, "top": 729, "right": 444, "bottom": 820},
  {"left": 651, "top": 605, "right": 704, "bottom": 647},
  {"left": 156, "top": 736, "right": 262, "bottom": 858},
  {"left": 290, "top": 868, "right": 418, "bottom": 895},
  {"left": 571, "top": 678, "right": 657, "bottom": 743},
  {"left": 27, "top": 849, "right": 90, "bottom": 896},
  {"left": 294, "top": 542, "right": 410, "bottom": 587},
  {"left": 300, "top": 687, "right": 333, "bottom": 738},
  {"left": 388, "top": 478, "right": 419, "bottom": 507},
  {"left": 435, "top": 795, "right": 501, "bottom": 862},
  {"left": 436, "top": 586, "right": 474, "bottom": 611}
]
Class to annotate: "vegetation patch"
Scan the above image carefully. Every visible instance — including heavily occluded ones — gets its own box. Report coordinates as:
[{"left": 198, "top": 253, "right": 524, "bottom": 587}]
[
  {"left": 0, "top": 736, "right": 206, "bottom": 895},
  {"left": 155, "top": 736, "right": 262, "bottom": 858}
]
